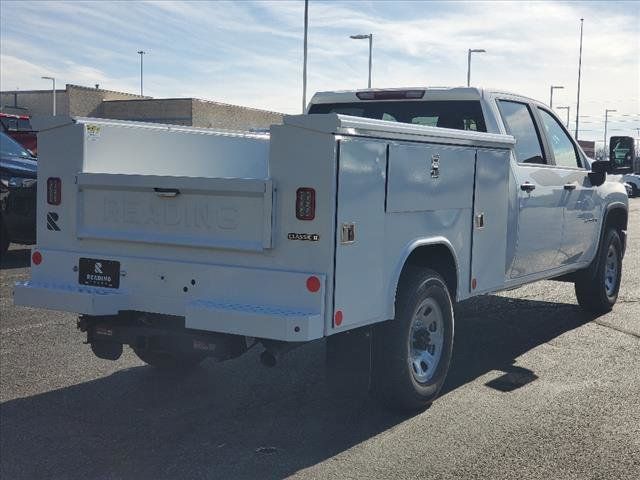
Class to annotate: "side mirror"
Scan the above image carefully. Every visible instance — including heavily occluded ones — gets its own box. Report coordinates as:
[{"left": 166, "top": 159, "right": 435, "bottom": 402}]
[{"left": 588, "top": 160, "right": 609, "bottom": 186}]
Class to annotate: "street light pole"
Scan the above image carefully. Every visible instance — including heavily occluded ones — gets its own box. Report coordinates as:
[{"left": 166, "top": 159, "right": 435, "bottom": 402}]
[
  {"left": 556, "top": 106, "right": 570, "bottom": 128},
  {"left": 137, "top": 50, "right": 146, "bottom": 96},
  {"left": 604, "top": 108, "right": 616, "bottom": 154},
  {"left": 549, "top": 85, "right": 564, "bottom": 109},
  {"left": 350, "top": 34, "right": 373, "bottom": 88},
  {"left": 41, "top": 76, "right": 56, "bottom": 116},
  {"left": 575, "top": 18, "right": 584, "bottom": 139},
  {"left": 302, "top": 0, "right": 308, "bottom": 113},
  {"left": 467, "top": 48, "right": 486, "bottom": 87}
]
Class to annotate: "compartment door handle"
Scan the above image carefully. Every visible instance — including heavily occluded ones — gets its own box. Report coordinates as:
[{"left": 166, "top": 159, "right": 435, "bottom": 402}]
[{"left": 154, "top": 187, "right": 180, "bottom": 198}]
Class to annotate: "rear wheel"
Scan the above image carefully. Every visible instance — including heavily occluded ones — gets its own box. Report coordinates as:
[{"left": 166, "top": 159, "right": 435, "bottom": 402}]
[
  {"left": 133, "top": 347, "right": 206, "bottom": 371},
  {"left": 371, "top": 268, "right": 454, "bottom": 411},
  {"left": 575, "top": 228, "right": 622, "bottom": 314}
]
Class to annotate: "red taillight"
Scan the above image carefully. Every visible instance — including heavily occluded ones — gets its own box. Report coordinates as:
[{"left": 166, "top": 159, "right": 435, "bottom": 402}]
[
  {"left": 31, "top": 250, "right": 42, "bottom": 265},
  {"left": 296, "top": 188, "right": 315, "bottom": 220},
  {"left": 306, "top": 276, "right": 321, "bottom": 293},
  {"left": 47, "top": 177, "right": 62, "bottom": 205}
]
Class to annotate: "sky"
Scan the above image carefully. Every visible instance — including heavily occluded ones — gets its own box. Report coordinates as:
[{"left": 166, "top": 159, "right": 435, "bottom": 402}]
[{"left": 1, "top": 0, "right": 638, "bottom": 143}]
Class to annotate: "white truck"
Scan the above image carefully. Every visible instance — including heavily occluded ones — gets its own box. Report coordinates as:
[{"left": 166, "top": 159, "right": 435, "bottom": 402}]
[{"left": 14, "top": 87, "right": 629, "bottom": 410}]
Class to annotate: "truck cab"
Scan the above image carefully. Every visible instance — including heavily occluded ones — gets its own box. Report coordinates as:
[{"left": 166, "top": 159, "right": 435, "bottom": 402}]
[{"left": 308, "top": 87, "right": 627, "bottom": 280}]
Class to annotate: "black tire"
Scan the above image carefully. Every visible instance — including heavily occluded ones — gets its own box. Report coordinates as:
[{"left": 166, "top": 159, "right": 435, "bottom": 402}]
[
  {"left": 575, "top": 228, "right": 623, "bottom": 314},
  {"left": 371, "top": 267, "right": 454, "bottom": 411},
  {"left": 132, "top": 347, "right": 206, "bottom": 371},
  {"left": 0, "top": 219, "right": 10, "bottom": 258}
]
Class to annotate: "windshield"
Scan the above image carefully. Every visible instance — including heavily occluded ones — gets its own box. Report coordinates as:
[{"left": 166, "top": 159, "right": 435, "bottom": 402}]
[
  {"left": 0, "top": 132, "right": 32, "bottom": 158},
  {"left": 308, "top": 100, "right": 487, "bottom": 132}
]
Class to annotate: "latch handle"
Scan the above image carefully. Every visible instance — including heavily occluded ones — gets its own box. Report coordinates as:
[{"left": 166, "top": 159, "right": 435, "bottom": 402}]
[
  {"left": 341, "top": 223, "right": 356, "bottom": 244},
  {"left": 154, "top": 187, "right": 180, "bottom": 198}
]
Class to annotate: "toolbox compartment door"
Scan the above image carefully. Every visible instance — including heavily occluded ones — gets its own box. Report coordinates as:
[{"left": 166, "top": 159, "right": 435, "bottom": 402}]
[
  {"left": 76, "top": 173, "right": 273, "bottom": 252},
  {"left": 332, "top": 139, "right": 387, "bottom": 330},
  {"left": 470, "top": 149, "right": 510, "bottom": 293}
]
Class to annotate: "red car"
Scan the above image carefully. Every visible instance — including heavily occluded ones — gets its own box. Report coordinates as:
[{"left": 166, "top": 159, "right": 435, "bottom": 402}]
[{"left": 0, "top": 112, "right": 37, "bottom": 156}]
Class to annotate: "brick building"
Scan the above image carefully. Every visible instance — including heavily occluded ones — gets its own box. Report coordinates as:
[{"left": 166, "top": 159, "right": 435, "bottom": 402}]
[
  {"left": 1, "top": 84, "right": 283, "bottom": 130},
  {"left": 0, "top": 84, "right": 147, "bottom": 117},
  {"left": 100, "top": 97, "right": 283, "bottom": 130}
]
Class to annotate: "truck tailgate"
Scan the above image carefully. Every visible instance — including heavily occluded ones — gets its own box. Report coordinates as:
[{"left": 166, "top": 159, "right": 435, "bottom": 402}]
[{"left": 76, "top": 173, "right": 273, "bottom": 251}]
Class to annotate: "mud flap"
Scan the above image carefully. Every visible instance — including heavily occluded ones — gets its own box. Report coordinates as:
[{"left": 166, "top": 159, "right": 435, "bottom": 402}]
[{"left": 326, "top": 326, "right": 372, "bottom": 398}]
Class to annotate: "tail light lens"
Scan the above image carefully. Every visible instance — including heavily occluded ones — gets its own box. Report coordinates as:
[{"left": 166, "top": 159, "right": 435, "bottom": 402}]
[
  {"left": 47, "top": 177, "right": 62, "bottom": 205},
  {"left": 296, "top": 188, "right": 315, "bottom": 220},
  {"left": 31, "top": 250, "right": 42, "bottom": 265}
]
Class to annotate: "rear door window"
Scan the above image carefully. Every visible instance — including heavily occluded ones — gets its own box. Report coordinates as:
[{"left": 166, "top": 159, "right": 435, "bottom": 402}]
[{"left": 497, "top": 100, "right": 545, "bottom": 164}]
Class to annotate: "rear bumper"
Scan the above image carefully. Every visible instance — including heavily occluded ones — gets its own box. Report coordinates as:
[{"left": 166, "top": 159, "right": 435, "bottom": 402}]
[
  {"left": 14, "top": 281, "right": 129, "bottom": 316},
  {"left": 14, "top": 250, "right": 327, "bottom": 342},
  {"left": 15, "top": 281, "right": 323, "bottom": 342}
]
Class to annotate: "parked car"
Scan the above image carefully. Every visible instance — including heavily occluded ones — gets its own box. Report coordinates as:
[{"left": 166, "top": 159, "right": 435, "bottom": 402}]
[
  {"left": 0, "top": 112, "right": 38, "bottom": 156},
  {"left": 1, "top": 132, "right": 37, "bottom": 256},
  {"left": 621, "top": 173, "right": 640, "bottom": 197},
  {"left": 15, "top": 87, "right": 628, "bottom": 410}
]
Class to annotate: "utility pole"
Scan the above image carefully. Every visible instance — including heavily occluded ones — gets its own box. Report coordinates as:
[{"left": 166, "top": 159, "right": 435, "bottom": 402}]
[
  {"left": 302, "top": 0, "right": 308, "bottom": 113},
  {"left": 137, "top": 50, "right": 146, "bottom": 96},
  {"left": 549, "top": 85, "right": 564, "bottom": 109},
  {"left": 575, "top": 18, "right": 584, "bottom": 139}
]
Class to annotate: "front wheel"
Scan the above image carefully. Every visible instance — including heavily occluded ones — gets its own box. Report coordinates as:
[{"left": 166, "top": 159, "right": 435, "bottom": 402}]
[
  {"left": 575, "top": 228, "right": 623, "bottom": 314},
  {"left": 371, "top": 268, "right": 454, "bottom": 411}
]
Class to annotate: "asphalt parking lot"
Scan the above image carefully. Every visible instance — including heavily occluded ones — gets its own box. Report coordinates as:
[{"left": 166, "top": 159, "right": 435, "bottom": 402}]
[{"left": 1, "top": 198, "right": 639, "bottom": 480}]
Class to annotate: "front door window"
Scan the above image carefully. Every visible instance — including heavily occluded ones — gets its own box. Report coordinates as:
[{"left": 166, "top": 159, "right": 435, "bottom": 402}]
[{"left": 538, "top": 108, "right": 580, "bottom": 168}]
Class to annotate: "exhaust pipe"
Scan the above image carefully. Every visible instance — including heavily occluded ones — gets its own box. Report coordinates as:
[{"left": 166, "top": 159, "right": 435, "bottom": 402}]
[{"left": 259, "top": 340, "right": 305, "bottom": 367}]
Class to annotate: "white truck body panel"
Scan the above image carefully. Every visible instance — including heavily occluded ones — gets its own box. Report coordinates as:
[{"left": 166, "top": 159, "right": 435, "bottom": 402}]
[{"left": 14, "top": 87, "right": 628, "bottom": 345}]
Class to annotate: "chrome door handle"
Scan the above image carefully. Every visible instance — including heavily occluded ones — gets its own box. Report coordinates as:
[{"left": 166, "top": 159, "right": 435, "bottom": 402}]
[
  {"left": 563, "top": 183, "right": 577, "bottom": 191},
  {"left": 520, "top": 183, "right": 536, "bottom": 193}
]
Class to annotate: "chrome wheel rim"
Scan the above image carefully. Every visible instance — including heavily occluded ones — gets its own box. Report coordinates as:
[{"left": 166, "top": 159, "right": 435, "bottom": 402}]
[
  {"left": 408, "top": 298, "right": 444, "bottom": 384},
  {"left": 604, "top": 244, "right": 619, "bottom": 297}
]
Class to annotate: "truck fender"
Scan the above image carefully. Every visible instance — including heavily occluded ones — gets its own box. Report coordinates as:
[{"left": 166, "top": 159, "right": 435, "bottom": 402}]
[
  {"left": 597, "top": 201, "right": 628, "bottom": 259},
  {"left": 387, "top": 237, "right": 460, "bottom": 319}
]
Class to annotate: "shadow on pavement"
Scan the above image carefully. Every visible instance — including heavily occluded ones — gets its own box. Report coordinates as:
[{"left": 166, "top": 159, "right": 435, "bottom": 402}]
[
  {"left": 0, "top": 248, "right": 30, "bottom": 270},
  {"left": 0, "top": 295, "right": 593, "bottom": 480}
]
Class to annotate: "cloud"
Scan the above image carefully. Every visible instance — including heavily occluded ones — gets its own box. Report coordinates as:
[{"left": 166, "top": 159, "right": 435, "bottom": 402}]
[{"left": 1, "top": 0, "right": 638, "bottom": 140}]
